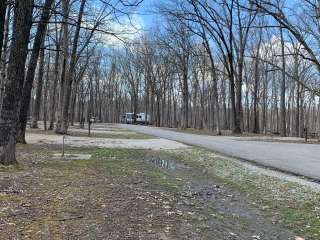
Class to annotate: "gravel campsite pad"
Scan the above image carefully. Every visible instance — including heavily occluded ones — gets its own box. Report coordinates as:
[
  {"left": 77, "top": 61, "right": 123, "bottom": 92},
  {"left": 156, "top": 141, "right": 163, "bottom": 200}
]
[
  {"left": 27, "top": 125, "right": 155, "bottom": 139},
  {"left": 25, "top": 133, "right": 189, "bottom": 150}
]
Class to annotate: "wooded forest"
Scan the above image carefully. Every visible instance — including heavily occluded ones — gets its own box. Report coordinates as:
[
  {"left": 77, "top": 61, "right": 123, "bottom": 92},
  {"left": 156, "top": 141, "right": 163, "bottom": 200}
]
[{"left": 1, "top": 0, "right": 320, "bottom": 165}]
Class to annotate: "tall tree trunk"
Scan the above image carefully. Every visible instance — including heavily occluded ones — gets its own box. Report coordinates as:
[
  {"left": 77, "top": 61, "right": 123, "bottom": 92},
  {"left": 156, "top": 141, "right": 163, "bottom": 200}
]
[
  {"left": 262, "top": 68, "right": 268, "bottom": 134},
  {"left": 49, "top": 15, "right": 61, "bottom": 130},
  {"left": 0, "top": 0, "right": 34, "bottom": 165},
  {"left": 57, "top": 0, "right": 86, "bottom": 134},
  {"left": 56, "top": 0, "right": 69, "bottom": 132},
  {"left": 201, "top": 35, "right": 221, "bottom": 134},
  {"left": 30, "top": 41, "right": 46, "bottom": 129},
  {"left": 0, "top": 0, "right": 6, "bottom": 60},
  {"left": 245, "top": 83, "right": 250, "bottom": 132},
  {"left": 229, "top": 67, "right": 237, "bottom": 132},
  {"left": 182, "top": 67, "right": 189, "bottom": 129},
  {"left": 252, "top": 33, "right": 262, "bottom": 133},
  {"left": 70, "top": 83, "right": 78, "bottom": 126},
  {"left": 280, "top": 26, "right": 286, "bottom": 137},
  {"left": 16, "top": 0, "right": 54, "bottom": 143},
  {"left": 43, "top": 53, "right": 50, "bottom": 131},
  {"left": 235, "top": 60, "right": 243, "bottom": 134},
  {"left": 222, "top": 79, "right": 228, "bottom": 130},
  {"left": 0, "top": 2, "right": 9, "bottom": 105},
  {"left": 295, "top": 81, "right": 300, "bottom": 137}
]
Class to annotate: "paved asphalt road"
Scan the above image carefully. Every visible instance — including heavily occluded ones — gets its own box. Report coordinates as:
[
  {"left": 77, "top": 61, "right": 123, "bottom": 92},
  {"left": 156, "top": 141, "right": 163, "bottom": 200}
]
[{"left": 118, "top": 124, "right": 320, "bottom": 181}]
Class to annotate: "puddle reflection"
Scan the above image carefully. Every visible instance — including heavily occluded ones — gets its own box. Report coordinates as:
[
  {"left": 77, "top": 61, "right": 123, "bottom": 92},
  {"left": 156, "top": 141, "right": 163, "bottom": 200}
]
[{"left": 151, "top": 158, "right": 176, "bottom": 170}]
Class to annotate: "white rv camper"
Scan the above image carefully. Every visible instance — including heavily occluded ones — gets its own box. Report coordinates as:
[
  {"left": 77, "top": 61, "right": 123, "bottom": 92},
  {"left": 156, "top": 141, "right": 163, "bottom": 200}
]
[
  {"left": 125, "top": 113, "right": 136, "bottom": 124},
  {"left": 136, "top": 113, "right": 149, "bottom": 124}
]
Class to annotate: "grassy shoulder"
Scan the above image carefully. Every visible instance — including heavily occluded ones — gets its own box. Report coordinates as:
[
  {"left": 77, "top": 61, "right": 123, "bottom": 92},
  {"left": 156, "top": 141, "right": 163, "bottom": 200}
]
[
  {"left": 164, "top": 127, "right": 320, "bottom": 144},
  {"left": 163, "top": 127, "right": 256, "bottom": 137},
  {"left": 176, "top": 148, "right": 320, "bottom": 239}
]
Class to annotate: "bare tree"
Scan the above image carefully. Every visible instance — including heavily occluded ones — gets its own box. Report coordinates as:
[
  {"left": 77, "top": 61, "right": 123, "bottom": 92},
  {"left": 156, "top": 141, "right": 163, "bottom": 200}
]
[
  {"left": 16, "top": 0, "right": 54, "bottom": 143},
  {"left": 30, "top": 39, "right": 46, "bottom": 129},
  {"left": 0, "top": 0, "right": 34, "bottom": 164}
]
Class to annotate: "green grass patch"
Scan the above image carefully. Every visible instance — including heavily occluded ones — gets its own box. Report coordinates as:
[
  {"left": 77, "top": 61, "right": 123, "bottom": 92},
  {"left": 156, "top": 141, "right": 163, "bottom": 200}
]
[{"left": 175, "top": 148, "right": 320, "bottom": 239}]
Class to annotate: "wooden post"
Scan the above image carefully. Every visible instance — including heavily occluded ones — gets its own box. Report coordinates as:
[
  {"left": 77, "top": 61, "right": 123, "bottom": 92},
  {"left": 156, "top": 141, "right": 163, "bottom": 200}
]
[
  {"left": 62, "top": 135, "right": 65, "bottom": 157},
  {"left": 304, "top": 128, "right": 308, "bottom": 143},
  {"left": 88, "top": 120, "right": 91, "bottom": 137}
]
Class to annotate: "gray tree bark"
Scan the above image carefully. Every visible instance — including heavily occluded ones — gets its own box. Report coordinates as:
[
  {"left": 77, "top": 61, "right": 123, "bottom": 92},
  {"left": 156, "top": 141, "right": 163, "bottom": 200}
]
[
  {"left": 56, "top": 0, "right": 86, "bottom": 134},
  {"left": 0, "top": 0, "right": 34, "bottom": 164},
  {"left": 30, "top": 40, "right": 46, "bottom": 129},
  {"left": 0, "top": 0, "right": 6, "bottom": 60},
  {"left": 280, "top": 26, "right": 287, "bottom": 137},
  {"left": 16, "top": 0, "right": 54, "bottom": 143}
]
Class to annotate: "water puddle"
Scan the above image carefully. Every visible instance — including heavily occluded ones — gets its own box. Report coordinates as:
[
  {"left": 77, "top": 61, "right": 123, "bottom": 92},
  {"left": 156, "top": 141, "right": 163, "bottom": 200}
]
[
  {"left": 52, "top": 153, "right": 92, "bottom": 160},
  {"left": 151, "top": 158, "right": 188, "bottom": 170}
]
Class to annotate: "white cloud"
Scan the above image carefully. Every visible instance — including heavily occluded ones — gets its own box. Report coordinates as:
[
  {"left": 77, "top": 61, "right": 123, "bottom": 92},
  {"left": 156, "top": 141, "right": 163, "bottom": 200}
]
[{"left": 98, "top": 14, "right": 144, "bottom": 47}]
